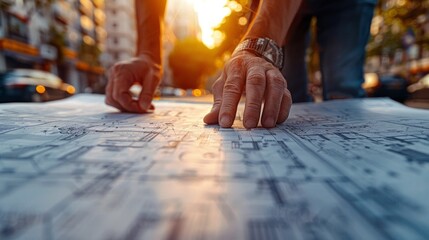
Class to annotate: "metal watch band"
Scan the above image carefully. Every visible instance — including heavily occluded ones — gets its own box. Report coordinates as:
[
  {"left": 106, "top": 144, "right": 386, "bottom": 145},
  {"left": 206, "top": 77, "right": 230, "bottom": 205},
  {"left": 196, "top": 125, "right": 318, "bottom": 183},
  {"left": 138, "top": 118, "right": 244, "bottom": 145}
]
[{"left": 233, "top": 38, "right": 284, "bottom": 69}]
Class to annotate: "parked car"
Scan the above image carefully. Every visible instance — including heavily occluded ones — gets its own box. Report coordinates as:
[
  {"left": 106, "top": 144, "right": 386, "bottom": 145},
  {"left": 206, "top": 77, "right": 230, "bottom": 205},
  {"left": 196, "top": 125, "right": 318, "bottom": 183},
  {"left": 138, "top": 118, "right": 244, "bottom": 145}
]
[
  {"left": 407, "top": 74, "right": 429, "bottom": 107},
  {"left": 363, "top": 73, "right": 409, "bottom": 102},
  {"left": 0, "top": 69, "right": 75, "bottom": 103}
]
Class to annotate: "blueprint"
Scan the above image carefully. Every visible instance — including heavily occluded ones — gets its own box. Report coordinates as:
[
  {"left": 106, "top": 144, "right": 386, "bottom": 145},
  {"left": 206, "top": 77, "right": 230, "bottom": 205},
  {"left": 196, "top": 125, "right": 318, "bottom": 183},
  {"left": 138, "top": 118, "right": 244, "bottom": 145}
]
[{"left": 0, "top": 94, "right": 428, "bottom": 240}]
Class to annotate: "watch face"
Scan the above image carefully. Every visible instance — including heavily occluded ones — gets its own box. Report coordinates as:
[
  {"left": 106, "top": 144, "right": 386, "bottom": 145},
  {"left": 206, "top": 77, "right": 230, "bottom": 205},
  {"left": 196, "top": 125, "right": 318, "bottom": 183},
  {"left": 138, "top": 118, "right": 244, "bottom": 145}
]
[
  {"left": 264, "top": 47, "right": 275, "bottom": 62},
  {"left": 234, "top": 38, "right": 283, "bottom": 69}
]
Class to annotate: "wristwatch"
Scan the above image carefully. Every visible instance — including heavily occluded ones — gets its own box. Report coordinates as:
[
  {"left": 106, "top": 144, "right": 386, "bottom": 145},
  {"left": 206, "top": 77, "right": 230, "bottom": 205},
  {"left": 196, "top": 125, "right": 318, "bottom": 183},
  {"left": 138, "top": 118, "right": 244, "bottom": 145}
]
[{"left": 233, "top": 38, "right": 284, "bottom": 69}]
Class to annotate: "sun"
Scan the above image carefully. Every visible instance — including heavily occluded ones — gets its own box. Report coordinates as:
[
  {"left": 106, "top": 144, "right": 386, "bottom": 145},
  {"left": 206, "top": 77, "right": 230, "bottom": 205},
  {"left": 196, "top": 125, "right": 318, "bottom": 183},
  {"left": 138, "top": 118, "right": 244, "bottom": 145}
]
[{"left": 186, "top": 0, "right": 239, "bottom": 49}]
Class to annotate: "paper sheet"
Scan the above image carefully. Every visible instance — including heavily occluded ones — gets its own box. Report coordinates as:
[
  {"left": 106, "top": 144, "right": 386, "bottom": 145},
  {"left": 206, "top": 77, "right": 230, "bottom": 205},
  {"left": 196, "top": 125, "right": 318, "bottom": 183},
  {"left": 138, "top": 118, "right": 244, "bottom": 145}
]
[{"left": 0, "top": 94, "right": 428, "bottom": 240}]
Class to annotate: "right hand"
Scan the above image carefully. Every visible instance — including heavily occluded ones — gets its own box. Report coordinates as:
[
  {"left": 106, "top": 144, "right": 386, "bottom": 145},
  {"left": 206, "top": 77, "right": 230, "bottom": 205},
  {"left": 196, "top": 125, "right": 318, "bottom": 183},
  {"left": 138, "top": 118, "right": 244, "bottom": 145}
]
[
  {"left": 203, "top": 51, "right": 291, "bottom": 128},
  {"left": 105, "top": 55, "right": 162, "bottom": 113}
]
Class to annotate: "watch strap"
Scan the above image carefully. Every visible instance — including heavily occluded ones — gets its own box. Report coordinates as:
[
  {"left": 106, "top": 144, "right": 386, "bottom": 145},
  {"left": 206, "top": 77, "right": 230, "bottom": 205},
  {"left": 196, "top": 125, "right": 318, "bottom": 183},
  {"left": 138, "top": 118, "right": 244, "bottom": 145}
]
[{"left": 233, "top": 38, "right": 284, "bottom": 69}]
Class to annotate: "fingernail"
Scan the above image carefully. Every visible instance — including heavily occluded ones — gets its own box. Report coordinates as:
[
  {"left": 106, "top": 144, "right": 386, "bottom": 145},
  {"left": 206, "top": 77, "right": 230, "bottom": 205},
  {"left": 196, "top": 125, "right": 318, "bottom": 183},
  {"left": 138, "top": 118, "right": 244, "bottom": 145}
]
[
  {"left": 220, "top": 115, "right": 232, "bottom": 127},
  {"left": 244, "top": 119, "right": 258, "bottom": 129}
]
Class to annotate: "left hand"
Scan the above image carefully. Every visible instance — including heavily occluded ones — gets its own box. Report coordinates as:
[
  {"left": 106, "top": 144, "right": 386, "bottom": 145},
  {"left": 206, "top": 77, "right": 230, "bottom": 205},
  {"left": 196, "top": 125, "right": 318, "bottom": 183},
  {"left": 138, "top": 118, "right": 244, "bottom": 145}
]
[
  {"left": 203, "top": 51, "right": 292, "bottom": 128},
  {"left": 105, "top": 55, "right": 161, "bottom": 113}
]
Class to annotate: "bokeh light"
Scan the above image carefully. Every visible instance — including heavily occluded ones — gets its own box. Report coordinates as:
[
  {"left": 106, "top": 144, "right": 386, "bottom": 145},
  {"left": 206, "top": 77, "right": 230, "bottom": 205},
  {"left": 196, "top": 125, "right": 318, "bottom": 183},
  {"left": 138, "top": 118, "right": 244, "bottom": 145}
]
[{"left": 186, "top": 0, "right": 242, "bottom": 49}]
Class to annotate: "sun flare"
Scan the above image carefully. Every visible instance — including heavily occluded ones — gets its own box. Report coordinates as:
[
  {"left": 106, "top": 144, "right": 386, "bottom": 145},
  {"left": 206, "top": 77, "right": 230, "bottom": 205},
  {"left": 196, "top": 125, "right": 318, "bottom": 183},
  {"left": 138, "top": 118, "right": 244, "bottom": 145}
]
[{"left": 186, "top": 0, "right": 238, "bottom": 49}]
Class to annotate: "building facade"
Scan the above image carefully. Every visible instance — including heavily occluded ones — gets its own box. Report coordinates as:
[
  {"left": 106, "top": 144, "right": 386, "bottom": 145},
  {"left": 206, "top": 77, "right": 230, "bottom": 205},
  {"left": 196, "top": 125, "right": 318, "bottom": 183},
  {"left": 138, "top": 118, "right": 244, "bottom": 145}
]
[
  {"left": 0, "top": 0, "right": 106, "bottom": 93},
  {"left": 102, "top": 0, "right": 136, "bottom": 68}
]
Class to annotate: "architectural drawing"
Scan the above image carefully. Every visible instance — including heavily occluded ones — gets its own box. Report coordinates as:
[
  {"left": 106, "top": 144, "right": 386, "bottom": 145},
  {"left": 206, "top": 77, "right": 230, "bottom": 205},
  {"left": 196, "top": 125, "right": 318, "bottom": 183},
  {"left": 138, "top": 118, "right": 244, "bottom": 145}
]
[{"left": 0, "top": 94, "right": 428, "bottom": 240}]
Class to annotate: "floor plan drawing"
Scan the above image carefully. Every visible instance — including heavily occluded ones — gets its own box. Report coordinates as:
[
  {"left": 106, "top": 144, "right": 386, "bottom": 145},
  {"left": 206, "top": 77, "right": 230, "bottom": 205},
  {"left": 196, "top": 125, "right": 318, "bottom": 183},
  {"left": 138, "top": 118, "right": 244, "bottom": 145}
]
[{"left": 0, "top": 94, "right": 428, "bottom": 240}]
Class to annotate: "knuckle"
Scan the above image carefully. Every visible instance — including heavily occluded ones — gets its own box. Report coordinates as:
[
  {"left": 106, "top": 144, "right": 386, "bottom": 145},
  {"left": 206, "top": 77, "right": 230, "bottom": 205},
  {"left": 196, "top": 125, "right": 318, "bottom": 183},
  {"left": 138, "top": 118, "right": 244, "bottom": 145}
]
[
  {"left": 245, "top": 58, "right": 261, "bottom": 68},
  {"left": 213, "top": 98, "right": 222, "bottom": 106},
  {"left": 246, "top": 101, "right": 262, "bottom": 112},
  {"left": 228, "top": 72, "right": 243, "bottom": 81},
  {"left": 263, "top": 62, "right": 275, "bottom": 69},
  {"left": 271, "top": 76, "right": 285, "bottom": 89},
  {"left": 246, "top": 72, "right": 265, "bottom": 87},
  {"left": 223, "top": 82, "right": 242, "bottom": 95},
  {"left": 225, "top": 63, "right": 245, "bottom": 81},
  {"left": 226, "top": 57, "right": 244, "bottom": 72},
  {"left": 267, "top": 71, "right": 285, "bottom": 88}
]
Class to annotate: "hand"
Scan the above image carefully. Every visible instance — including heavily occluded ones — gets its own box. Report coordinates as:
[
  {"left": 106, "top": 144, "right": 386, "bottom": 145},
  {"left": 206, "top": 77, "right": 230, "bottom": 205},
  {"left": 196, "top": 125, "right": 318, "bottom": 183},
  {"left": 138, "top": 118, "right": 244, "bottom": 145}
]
[
  {"left": 203, "top": 51, "right": 292, "bottom": 128},
  {"left": 105, "top": 55, "right": 162, "bottom": 113}
]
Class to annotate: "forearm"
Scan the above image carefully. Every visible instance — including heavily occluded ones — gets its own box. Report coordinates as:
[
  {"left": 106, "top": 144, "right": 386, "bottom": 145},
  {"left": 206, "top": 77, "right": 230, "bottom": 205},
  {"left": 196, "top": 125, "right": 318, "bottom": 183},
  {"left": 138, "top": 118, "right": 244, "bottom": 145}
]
[
  {"left": 245, "top": 0, "right": 302, "bottom": 46},
  {"left": 135, "top": 0, "right": 167, "bottom": 64}
]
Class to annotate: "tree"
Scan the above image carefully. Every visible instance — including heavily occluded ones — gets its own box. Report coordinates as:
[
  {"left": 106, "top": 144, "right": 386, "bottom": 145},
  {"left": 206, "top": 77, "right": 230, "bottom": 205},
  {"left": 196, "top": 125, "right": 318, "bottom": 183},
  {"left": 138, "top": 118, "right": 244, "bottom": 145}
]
[
  {"left": 169, "top": 37, "right": 216, "bottom": 89},
  {"left": 214, "top": 0, "right": 257, "bottom": 56},
  {"left": 368, "top": 0, "right": 429, "bottom": 58}
]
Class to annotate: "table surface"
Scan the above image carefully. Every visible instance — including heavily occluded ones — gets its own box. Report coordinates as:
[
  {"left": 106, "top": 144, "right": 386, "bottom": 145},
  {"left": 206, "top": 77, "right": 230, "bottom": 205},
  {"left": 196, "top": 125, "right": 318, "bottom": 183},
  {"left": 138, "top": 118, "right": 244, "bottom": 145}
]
[{"left": 0, "top": 94, "right": 428, "bottom": 240}]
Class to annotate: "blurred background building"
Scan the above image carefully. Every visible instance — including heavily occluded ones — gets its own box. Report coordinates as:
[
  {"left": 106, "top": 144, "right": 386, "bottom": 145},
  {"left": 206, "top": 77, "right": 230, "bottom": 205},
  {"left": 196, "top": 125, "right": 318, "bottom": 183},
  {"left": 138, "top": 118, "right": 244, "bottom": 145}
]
[
  {"left": 364, "top": 0, "right": 429, "bottom": 105},
  {"left": 0, "top": 0, "right": 428, "bottom": 105},
  {"left": 0, "top": 0, "right": 106, "bottom": 94},
  {"left": 367, "top": 0, "right": 429, "bottom": 75},
  {"left": 101, "top": 0, "right": 136, "bottom": 68}
]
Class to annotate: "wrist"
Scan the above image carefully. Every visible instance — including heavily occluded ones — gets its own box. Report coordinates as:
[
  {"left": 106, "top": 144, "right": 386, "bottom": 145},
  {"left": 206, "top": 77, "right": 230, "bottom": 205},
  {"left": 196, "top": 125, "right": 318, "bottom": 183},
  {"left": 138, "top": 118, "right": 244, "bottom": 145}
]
[
  {"left": 245, "top": 16, "right": 285, "bottom": 46},
  {"left": 245, "top": 33, "right": 283, "bottom": 47},
  {"left": 133, "top": 54, "right": 163, "bottom": 74},
  {"left": 136, "top": 51, "right": 162, "bottom": 66},
  {"left": 233, "top": 38, "right": 284, "bottom": 69}
]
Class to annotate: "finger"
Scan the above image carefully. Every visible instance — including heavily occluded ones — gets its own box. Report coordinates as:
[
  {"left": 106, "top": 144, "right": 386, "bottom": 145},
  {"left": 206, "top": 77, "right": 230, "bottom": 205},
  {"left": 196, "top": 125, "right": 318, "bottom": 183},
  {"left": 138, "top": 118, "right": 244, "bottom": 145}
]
[
  {"left": 277, "top": 88, "right": 292, "bottom": 124},
  {"left": 141, "top": 103, "right": 155, "bottom": 113},
  {"left": 105, "top": 73, "right": 115, "bottom": 106},
  {"left": 113, "top": 70, "right": 144, "bottom": 113},
  {"left": 204, "top": 74, "right": 225, "bottom": 124},
  {"left": 106, "top": 65, "right": 130, "bottom": 111},
  {"left": 105, "top": 94, "right": 125, "bottom": 112},
  {"left": 138, "top": 66, "right": 161, "bottom": 111},
  {"left": 105, "top": 68, "right": 125, "bottom": 111},
  {"left": 219, "top": 59, "right": 246, "bottom": 128},
  {"left": 261, "top": 69, "right": 285, "bottom": 128},
  {"left": 243, "top": 66, "right": 266, "bottom": 129}
]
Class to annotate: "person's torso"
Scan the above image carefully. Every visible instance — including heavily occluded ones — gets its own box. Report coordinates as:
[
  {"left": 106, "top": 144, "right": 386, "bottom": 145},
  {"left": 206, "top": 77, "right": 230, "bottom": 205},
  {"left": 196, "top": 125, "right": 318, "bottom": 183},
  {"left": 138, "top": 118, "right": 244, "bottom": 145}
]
[{"left": 302, "top": 0, "right": 377, "bottom": 14}]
